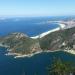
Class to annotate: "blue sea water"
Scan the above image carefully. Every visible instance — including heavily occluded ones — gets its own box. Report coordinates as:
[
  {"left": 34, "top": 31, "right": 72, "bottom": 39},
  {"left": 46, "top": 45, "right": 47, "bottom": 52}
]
[
  {"left": 0, "top": 47, "right": 75, "bottom": 75},
  {"left": 0, "top": 17, "right": 59, "bottom": 37},
  {"left": 0, "top": 17, "right": 75, "bottom": 75}
]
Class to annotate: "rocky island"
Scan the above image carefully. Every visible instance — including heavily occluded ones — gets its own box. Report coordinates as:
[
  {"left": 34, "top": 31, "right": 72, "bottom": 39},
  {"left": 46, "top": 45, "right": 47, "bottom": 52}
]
[{"left": 0, "top": 23, "right": 75, "bottom": 58}]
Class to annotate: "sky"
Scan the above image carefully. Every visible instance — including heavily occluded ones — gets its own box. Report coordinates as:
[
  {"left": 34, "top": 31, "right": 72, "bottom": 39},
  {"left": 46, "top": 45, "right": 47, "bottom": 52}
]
[{"left": 0, "top": 0, "right": 75, "bottom": 17}]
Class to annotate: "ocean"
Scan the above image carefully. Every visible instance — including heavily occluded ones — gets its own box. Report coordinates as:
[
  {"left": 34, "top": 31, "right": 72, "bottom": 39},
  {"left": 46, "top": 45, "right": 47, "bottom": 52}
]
[
  {"left": 0, "top": 17, "right": 75, "bottom": 75},
  {"left": 0, "top": 47, "right": 75, "bottom": 75},
  {"left": 0, "top": 17, "right": 59, "bottom": 36}
]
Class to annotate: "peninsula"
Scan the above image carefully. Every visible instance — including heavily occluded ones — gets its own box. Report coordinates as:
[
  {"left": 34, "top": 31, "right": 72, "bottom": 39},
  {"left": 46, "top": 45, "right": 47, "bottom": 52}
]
[{"left": 0, "top": 22, "right": 75, "bottom": 58}]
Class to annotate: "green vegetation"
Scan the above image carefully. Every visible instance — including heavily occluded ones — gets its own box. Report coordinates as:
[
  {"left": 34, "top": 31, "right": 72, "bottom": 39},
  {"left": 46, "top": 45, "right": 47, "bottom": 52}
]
[
  {"left": 40, "top": 27, "right": 75, "bottom": 50},
  {"left": 0, "top": 27, "right": 75, "bottom": 55},
  {"left": 47, "top": 58, "right": 75, "bottom": 75},
  {"left": 0, "top": 33, "right": 41, "bottom": 54}
]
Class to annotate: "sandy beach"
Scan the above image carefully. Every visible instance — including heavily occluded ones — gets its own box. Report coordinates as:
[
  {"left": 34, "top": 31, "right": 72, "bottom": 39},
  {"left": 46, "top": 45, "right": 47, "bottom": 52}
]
[
  {"left": 58, "top": 23, "right": 66, "bottom": 29},
  {"left": 30, "top": 23, "right": 66, "bottom": 39}
]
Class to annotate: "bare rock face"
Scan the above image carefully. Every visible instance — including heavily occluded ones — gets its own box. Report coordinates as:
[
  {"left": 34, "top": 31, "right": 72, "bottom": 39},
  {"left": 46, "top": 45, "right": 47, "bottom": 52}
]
[{"left": 10, "top": 32, "right": 28, "bottom": 38}]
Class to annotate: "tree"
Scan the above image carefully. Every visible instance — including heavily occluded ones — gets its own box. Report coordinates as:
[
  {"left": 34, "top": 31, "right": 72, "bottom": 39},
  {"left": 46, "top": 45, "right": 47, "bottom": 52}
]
[{"left": 47, "top": 58, "right": 75, "bottom": 75}]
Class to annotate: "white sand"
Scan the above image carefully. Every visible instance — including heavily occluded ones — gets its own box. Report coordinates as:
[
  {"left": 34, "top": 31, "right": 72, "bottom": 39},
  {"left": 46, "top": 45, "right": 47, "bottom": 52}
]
[
  {"left": 58, "top": 23, "right": 66, "bottom": 29},
  {"left": 30, "top": 27, "right": 60, "bottom": 39},
  {"left": 30, "top": 23, "right": 66, "bottom": 39}
]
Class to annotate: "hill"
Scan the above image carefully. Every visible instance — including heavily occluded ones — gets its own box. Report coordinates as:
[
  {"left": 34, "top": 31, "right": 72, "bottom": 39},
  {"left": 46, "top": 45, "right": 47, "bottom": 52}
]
[{"left": 0, "top": 27, "right": 75, "bottom": 57}]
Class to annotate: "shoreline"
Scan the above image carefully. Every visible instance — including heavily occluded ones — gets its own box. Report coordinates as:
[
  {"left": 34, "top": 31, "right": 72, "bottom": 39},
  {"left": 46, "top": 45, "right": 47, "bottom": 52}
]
[
  {"left": 30, "top": 27, "right": 60, "bottom": 39},
  {"left": 5, "top": 49, "right": 75, "bottom": 58},
  {"left": 5, "top": 50, "right": 60, "bottom": 58},
  {"left": 30, "top": 23, "right": 66, "bottom": 39},
  {"left": 58, "top": 23, "right": 66, "bottom": 29}
]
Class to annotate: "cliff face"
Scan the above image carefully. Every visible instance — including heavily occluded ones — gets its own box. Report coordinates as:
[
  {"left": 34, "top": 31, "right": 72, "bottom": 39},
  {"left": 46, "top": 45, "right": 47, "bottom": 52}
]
[{"left": 0, "top": 27, "right": 75, "bottom": 55}]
